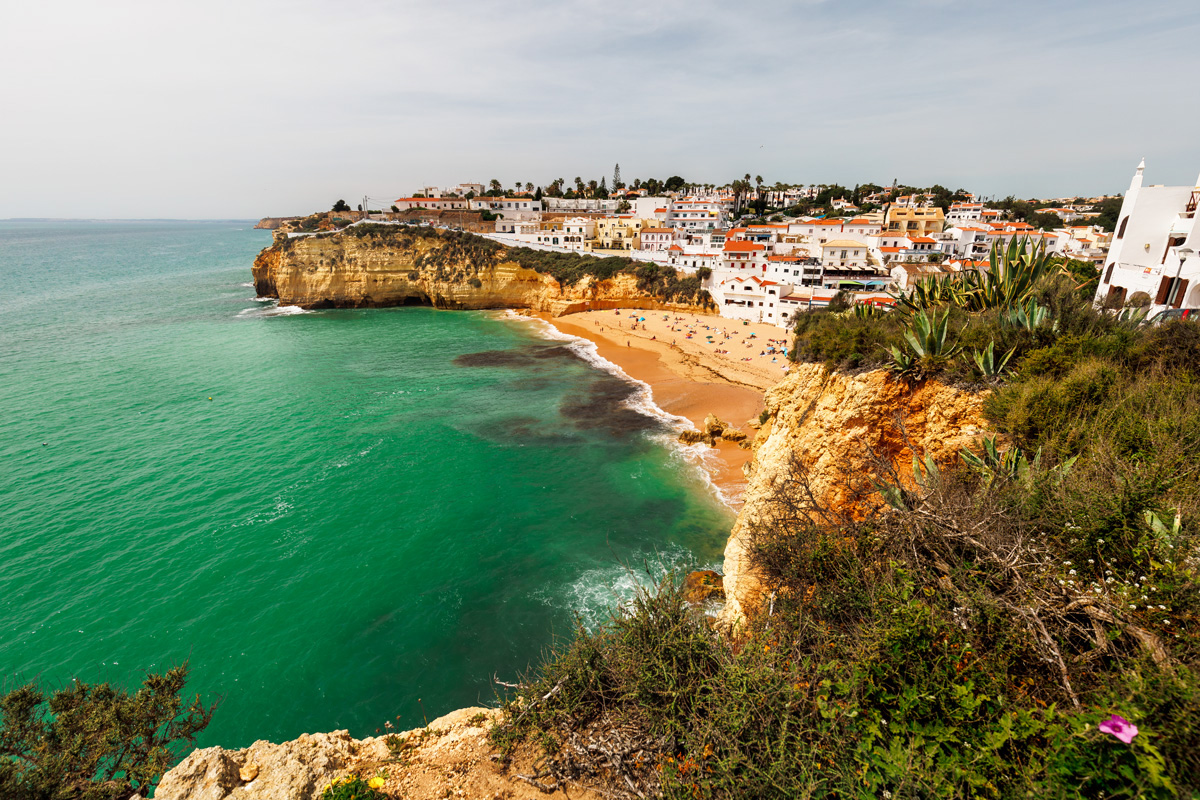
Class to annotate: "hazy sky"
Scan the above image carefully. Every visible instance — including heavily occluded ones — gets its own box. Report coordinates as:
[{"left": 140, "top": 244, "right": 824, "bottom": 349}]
[{"left": 2, "top": 0, "right": 1197, "bottom": 219}]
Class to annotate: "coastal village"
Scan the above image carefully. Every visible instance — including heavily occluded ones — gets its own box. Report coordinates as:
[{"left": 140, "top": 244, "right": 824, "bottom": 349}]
[{"left": 267, "top": 160, "right": 1200, "bottom": 329}]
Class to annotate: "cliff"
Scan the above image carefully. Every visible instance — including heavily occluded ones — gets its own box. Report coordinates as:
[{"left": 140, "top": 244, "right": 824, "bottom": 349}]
[
  {"left": 252, "top": 226, "right": 705, "bottom": 316},
  {"left": 719, "top": 363, "right": 988, "bottom": 625},
  {"left": 253, "top": 217, "right": 302, "bottom": 230},
  {"left": 155, "top": 707, "right": 603, "bottom": 800}
]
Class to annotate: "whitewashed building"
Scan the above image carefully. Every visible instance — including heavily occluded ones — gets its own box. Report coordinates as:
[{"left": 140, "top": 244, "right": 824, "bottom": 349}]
[{"left": 1096, "top": 160, "right": 1200, "bottom": 311}]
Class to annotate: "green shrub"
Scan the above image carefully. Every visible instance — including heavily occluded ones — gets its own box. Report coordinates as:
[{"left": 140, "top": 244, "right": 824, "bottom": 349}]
[
  {"left": 792, "top": 309, "right": 907, "bottom": 371},
  {"left": 319, "top": 774, "right": 387, "bottom": 800},
  {"left": 0, "top": 666, "right": 215, "bottom": 800}
]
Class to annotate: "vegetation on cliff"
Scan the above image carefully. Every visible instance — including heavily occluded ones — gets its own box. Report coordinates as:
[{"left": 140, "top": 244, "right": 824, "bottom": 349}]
[
  {"left": 491, "top": 244, "right": 1200, "bottom": 797},
  {"left": 0, "top": 665, "right": 215, "bottom": 800}
]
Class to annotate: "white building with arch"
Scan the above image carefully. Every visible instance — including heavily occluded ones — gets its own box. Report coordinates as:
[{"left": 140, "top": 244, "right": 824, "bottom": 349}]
[{"left": 1095, "top": 160, "right": 1200, "bottom": 311}]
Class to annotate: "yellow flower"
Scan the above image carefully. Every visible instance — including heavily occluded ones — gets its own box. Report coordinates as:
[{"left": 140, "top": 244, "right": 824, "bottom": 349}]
[{"left": 369, "top": 776, "right": 386, "bottom": 790}]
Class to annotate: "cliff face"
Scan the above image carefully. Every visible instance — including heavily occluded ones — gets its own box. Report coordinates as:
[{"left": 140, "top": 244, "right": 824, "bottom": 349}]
[
  {"left": 719, "top": 363, "right": 988, "bottom": 626},
  {"left": 253, "top": 228, "right": 701, "bottom": 316},
  {"left": 155, "top": 707, "right": 604, "bottom": 800}
]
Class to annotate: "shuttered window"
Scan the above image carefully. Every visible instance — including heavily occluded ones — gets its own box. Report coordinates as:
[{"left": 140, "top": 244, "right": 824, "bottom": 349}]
[
  {"left": 1173, "top": 279, "right": 1190, "bottom": 309},
  {"left": 1156, "top": 277, "right": 1173, "bottom": 305}
]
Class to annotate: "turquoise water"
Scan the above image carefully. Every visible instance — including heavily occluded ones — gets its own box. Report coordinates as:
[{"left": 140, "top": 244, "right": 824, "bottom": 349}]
[{"left": 0, "top": 221, "right": 733, "bottom": 749}]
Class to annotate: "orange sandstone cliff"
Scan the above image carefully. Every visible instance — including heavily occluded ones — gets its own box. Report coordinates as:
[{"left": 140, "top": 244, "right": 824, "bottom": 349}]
[
  {"left": 719, "top": 362, "right": 988, "bottom": 626},
  {"left": 252, "top": 226, "right": 704, "bottom": 317}
]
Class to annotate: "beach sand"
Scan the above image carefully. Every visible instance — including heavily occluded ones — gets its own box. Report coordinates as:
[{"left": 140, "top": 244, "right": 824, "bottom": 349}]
[{"left": 535, "top": 309, "right": 794, "bottom": 508}]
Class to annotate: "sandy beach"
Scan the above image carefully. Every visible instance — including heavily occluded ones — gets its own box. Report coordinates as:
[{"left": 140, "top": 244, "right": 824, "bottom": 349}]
[{"left": 535, "top": 309, "right": 794, "bottom": 507}]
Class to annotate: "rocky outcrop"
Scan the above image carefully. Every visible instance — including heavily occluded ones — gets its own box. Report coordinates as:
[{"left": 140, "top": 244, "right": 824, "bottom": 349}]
[
  {"left": 253, "top": 217, "right": 302, "bottom": 230},
  {"left": 252, "top": 227, "right": 704, "bottom": 316},
  {"left": 156, "top": 707, "right": 603, "bottom": 800},
  {"left": 677, "top": 414, "right": 750, "bottom": 449},
  {"left": 719, "top": 363, "right": 988, "bottom": 626}
]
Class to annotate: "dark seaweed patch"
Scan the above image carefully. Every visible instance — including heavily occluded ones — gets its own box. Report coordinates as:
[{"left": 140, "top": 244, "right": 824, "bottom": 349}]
[
  {"left": 453, "top": 345, "right": 579, "bottom": 369},
  {"left": 561, "top": 375, "right": 660, "bottom": 437}
]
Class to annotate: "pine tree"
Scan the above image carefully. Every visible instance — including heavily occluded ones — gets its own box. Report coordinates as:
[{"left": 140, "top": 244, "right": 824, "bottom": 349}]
[{"left": 613, "top": 163, "right": 622, "bottom": 191}]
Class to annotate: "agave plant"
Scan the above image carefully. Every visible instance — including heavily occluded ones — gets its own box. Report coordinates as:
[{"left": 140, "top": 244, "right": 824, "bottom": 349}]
[
  {"left": 1002, "top": 296, "right": 1051, "bottom": 331},
  {"left": 962, "top": 237, "right": 1053, "bottom": 311},
  {"left": 877, "top": 452, "right": 940, "bottom": 511},
  {"left": 888, "top": 344, "right": 918, "bottom": 377},
  {"left": 853, "top": 302, "right": 886, "bottom": 319},
  {"left": 960, "top": 436, "right": 1076, "bottom": 488},
  {"left": 904, "top": 308, "right": 962, "bottom": 360},
  {"left": 892, "top": 273, "right": 957, "bottom": 316},
  {"left": 971, "top": 340, "right": 1016, "bottom": 378},
  {"left": 1116, "top": 306, "right": 1149, "bottom": 328},
  {"left": 889, "top": 309, "right": 961, "bottom": 379}
]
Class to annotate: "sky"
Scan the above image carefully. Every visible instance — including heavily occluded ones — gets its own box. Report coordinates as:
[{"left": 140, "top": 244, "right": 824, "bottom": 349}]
[{"left": 1, "top": 0, "right": 1198, "bottom": 219}]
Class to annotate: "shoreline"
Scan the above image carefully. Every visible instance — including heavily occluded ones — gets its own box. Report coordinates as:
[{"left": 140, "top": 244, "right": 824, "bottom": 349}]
[{"left": 524, "top": 309, "right": 792, "bottom": 509}]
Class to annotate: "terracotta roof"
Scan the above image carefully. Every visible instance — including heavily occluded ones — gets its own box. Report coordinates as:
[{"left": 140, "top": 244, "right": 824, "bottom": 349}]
[
  {"left": 910, "top": 236, "right": 937, "bottom": 243},
  {"left": 880, "top": 246, "right": 901, "bottom": 252},
  {"left": 668, "top": 245, "right": 683, "bottom": 251},
  {"left": 767, "top": 254, "right": 803, "bottom": 261},
  {"left": 725, "top": 241, "right": 766, "bottom": 252},
  {"left": 641, "top": 228, "right": 673, "bottom": 233}
]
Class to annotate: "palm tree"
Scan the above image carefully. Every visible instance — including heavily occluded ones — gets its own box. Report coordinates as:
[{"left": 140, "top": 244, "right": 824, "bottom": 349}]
[{"left": 524, "top": 182, "right": 534, "bottom": 194}]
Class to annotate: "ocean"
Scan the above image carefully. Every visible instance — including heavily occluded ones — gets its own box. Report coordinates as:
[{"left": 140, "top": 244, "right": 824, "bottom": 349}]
[{"left": 0, "top": 220, "right": 733, "bottom": 748}]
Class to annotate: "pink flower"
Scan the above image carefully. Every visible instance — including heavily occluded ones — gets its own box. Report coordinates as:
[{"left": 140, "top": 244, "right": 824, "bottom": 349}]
[{"left": 1098, "top": 714, "right": 1139, "bottom": 744}]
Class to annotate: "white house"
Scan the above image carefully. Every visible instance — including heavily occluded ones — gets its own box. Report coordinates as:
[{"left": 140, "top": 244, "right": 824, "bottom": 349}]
[
  {"left": 1095, "top": 160, "right": 1200, "bottom": 311},
  {"left": 708, "top": 275, "right": 789, "bottom": 324},
  {"left": 638, "top": 227, "right": 677, "bottom": 251},
  {"left": 946, "top": 203, "right": 985, "bottom": 225},
  {"left": 820, "top": 239, "right": 869, "bottom": 269},
  {"left": 393, "top": 196, "right": 469, "bottom": 211}
]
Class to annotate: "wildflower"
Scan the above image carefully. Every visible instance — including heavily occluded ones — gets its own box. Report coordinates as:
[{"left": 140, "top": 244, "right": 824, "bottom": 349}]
[
  {"left": 1069, "top": 569, "right": 1077, "bottom": 575},
  {"left": 1098, "top": 714, "right": 1139, "bottom": 744},
  {"left": 1098, "top": 539, "right": 1105, "bottom": 544},
  {"left": 369, "top": 776, "right": 386, "bottom": 790}
]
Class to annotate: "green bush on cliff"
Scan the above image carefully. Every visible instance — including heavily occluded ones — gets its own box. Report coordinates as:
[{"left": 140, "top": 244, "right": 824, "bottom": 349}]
[
  {"left": 0, "top": 665, "right": 216, "bottom": 800},
  {"left": 495, "top": 305, "right": 1200, "bottom": 797},
  {"left": 493, "top": 441, "right": 1200, "bottom": 796}
]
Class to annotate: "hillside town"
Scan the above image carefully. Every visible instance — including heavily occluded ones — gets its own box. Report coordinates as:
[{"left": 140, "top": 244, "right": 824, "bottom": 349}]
[{"left": 284, "top": 160, "right": 1198, "bottom": 329}]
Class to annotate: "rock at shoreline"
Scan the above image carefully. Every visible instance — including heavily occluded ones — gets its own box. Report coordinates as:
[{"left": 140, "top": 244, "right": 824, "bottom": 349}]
[
  {"left": 678, "top": 429, "right": 708, "bottom": 445},
  {"left": 703, "top": 413, "right": 726, "bottom": 437},
  {"left": 682, "top": 570, "right": 726, "bottom": 606},
  {"left": 720, "top": 427, "right": 747, "bottom": 442}
]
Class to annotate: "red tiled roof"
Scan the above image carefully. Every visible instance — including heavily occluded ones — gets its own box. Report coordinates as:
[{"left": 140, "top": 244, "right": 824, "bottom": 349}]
[{"left": 725, "top": 241, "right": 766, "bottom": 252}]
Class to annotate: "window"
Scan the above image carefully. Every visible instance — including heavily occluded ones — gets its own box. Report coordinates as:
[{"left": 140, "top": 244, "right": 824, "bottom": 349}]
[{"left": 1116, "top": 217, "right": 1128, "bottom": 239}]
